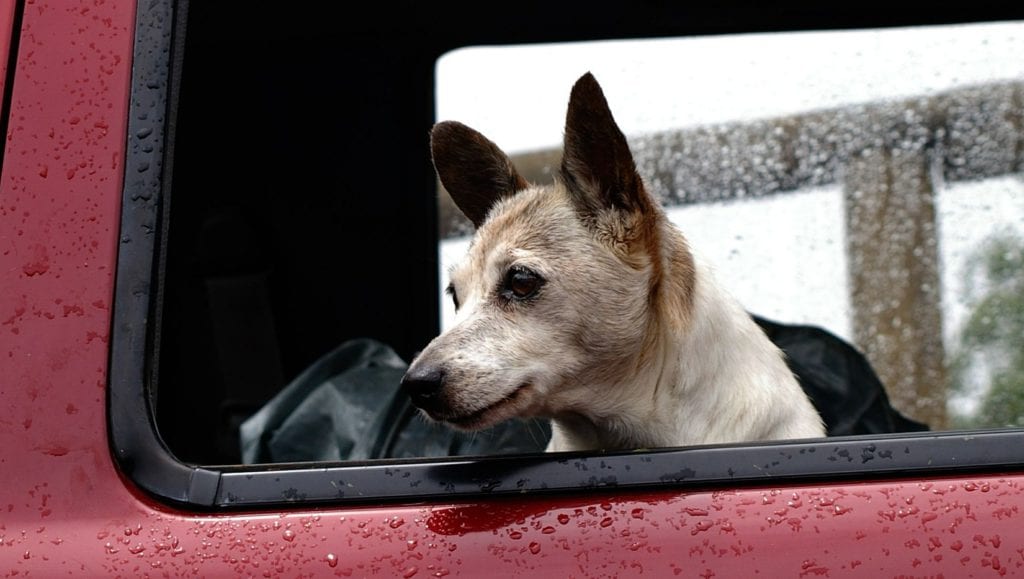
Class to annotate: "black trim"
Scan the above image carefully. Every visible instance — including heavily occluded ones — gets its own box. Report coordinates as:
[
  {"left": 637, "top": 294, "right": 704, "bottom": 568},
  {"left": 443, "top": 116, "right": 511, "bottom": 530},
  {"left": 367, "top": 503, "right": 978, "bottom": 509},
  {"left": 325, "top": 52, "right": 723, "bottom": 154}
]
[
  {"left": 214, "top": 429, "right": 1024, "bottom": 508},
  {"left": 108, "top": 1, "right": 1024, "bottom": 509},
  {"left": 0, "top": 0, "right": 24, "bottom": 182},
  {"left": 108, "top": 0, "right": 220, "bottom": 506},
  {"left": 147, "top": 0, "right": 188, "bottom": 419}
]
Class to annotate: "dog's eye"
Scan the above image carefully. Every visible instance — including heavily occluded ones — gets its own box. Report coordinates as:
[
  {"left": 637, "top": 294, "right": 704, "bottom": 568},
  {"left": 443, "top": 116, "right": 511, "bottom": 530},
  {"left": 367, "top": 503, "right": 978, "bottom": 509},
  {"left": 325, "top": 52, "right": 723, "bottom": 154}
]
[
  {"left": 445, "top": 283, "right": 460, "bottom": 310},
  {"left": 503, "top": 266, "right": 543, "bottom": 300}
]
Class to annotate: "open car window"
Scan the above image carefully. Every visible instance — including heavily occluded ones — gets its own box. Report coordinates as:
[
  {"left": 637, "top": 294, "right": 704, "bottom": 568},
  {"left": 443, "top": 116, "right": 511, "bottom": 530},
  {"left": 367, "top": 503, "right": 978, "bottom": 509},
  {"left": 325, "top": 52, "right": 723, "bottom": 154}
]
[
  {"left": 109, "top": 2, "right": 1024, "bottom": 508},
  {"left": 436, "top": 23, "right": 1024, "bottom": 435}
]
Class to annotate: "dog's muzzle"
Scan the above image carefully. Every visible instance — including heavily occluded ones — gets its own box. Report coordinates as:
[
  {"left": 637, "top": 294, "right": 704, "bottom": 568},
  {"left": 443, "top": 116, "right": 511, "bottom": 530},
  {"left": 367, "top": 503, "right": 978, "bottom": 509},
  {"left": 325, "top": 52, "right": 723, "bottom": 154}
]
[{"left": 401, "top": 365, "right": 446, "bottom": 414}]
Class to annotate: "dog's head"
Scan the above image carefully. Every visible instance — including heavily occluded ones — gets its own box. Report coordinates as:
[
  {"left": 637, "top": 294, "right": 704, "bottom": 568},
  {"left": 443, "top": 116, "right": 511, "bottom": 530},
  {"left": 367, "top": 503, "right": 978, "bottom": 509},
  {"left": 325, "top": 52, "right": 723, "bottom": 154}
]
[{"left": 402, "top": 72, "right": 693, "bottom": 431}]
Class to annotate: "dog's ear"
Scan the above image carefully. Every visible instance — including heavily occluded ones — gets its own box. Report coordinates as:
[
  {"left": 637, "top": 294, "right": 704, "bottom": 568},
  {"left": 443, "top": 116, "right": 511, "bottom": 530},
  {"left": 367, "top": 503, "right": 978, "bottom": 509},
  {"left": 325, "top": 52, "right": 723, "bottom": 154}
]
[
  {"left": 431, "top": 120, "right": 529, "bottom": 228},
  {"left": 560, "top": 72, "right": 655, "bottom": 221}
]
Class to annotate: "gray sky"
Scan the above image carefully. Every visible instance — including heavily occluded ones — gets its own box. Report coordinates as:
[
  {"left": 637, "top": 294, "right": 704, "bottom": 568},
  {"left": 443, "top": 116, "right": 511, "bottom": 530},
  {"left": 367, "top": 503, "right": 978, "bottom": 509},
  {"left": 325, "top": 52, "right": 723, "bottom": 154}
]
[{"left": 437, "top": 19, "right": 1024, "bottom": 154}]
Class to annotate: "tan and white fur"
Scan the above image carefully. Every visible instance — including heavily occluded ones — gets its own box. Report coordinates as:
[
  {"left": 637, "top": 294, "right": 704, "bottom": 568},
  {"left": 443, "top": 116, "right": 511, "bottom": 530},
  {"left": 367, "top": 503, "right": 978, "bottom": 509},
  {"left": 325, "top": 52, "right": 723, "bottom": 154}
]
[{"left": 401, "top": 72, "right": 825, "bottom": 452}]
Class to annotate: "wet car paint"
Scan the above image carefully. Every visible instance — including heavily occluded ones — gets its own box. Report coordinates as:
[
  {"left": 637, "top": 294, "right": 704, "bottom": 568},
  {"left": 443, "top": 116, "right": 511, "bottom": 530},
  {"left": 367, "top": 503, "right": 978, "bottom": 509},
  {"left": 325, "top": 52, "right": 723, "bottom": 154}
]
[
  {"left": 2, "top": 1, "right": 1024, "bottom": 577},
  {"left": 4, "top": 475, "right": 1024, "bottom": 576}
]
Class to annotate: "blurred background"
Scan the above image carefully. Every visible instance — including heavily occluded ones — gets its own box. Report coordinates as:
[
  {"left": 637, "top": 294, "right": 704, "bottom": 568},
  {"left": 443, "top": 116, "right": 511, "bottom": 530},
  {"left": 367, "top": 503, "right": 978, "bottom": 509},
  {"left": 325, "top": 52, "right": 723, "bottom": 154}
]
[{"left": 435, "top": 20, "right": 1024, "bottom": 431}]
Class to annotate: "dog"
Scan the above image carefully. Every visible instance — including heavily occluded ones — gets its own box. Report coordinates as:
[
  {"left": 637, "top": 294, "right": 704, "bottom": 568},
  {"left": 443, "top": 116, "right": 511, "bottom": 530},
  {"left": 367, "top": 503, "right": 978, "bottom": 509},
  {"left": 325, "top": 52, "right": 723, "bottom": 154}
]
[{"left": 401, "top": 72, "right": 825, "bottom": 452}]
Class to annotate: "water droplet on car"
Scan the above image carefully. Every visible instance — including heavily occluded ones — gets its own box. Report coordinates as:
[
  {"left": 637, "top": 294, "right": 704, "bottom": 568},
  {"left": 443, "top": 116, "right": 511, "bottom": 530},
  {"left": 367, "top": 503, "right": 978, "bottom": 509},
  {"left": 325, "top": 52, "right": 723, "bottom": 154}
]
[{"left": 691, "top": 520, "right": 713, "bottom": 535}]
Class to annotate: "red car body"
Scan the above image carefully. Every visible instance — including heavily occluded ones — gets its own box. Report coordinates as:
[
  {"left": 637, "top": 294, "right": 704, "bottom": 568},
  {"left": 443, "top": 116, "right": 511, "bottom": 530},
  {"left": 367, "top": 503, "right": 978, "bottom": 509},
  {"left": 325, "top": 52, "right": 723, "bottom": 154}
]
[{"left": 2, "top": 1, "right": 1024, "bottom": 577}]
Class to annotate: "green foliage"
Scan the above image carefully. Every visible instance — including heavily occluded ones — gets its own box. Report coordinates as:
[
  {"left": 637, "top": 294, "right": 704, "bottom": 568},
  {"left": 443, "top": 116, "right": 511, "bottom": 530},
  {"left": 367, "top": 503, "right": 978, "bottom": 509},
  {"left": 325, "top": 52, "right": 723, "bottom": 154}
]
[{"left": 949, "top": 229, "right": 1024, "bottom": 428}]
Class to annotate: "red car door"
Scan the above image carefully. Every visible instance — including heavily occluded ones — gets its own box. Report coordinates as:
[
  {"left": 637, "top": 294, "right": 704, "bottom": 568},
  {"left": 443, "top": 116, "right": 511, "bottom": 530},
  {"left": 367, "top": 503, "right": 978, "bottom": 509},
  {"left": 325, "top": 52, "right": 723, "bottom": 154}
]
[{"left": 3, "top": 2, "right": 1024, "bottom": 577}]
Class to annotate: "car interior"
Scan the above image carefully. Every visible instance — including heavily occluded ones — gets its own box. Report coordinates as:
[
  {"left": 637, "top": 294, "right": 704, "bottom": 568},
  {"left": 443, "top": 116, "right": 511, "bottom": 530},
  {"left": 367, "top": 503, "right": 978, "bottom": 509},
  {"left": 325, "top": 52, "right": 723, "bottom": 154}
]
[{"left": 151, "top": 3, "right": 1024, "bottom": 470}]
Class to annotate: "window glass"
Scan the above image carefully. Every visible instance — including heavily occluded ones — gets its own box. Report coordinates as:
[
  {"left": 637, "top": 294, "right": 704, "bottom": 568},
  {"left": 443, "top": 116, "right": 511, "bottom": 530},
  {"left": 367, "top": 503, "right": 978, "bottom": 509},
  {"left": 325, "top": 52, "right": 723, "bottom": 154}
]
[{"left": 436, "top": 20, "right": 1024, "bottom": 431}]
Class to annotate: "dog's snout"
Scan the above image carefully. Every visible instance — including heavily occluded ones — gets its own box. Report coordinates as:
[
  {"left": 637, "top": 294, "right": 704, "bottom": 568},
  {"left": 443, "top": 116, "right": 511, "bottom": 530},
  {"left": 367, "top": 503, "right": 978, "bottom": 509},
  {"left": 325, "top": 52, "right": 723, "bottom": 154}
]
[{"left": 401, "top": 365, "right": 446, "bottom": 410}]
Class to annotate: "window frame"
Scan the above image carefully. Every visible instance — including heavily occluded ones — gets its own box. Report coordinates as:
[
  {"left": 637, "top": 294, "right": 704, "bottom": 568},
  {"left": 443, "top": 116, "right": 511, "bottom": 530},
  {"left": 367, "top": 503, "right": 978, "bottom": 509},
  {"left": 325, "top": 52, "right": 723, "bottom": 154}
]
[{"left": 108, "top": 0, "right": 1024, "bottom": 509}]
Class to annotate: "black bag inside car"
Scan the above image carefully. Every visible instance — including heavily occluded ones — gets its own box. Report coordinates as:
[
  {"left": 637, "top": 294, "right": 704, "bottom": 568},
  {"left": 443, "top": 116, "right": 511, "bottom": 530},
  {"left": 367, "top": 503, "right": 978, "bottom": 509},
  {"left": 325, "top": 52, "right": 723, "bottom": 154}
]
[{"left": 752, "top": 316, "right": 929, "bottom": 436}]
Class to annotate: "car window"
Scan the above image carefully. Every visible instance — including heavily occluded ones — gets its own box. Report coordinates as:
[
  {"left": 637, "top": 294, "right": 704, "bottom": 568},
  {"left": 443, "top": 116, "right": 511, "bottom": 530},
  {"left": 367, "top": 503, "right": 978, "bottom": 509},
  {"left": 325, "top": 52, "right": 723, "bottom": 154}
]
[
  {"left": 436, "top": 21, "right": 1024, "bottom": 433},
  {"left": 109, "top": 2, "right": 1024, "bottom": 508}
]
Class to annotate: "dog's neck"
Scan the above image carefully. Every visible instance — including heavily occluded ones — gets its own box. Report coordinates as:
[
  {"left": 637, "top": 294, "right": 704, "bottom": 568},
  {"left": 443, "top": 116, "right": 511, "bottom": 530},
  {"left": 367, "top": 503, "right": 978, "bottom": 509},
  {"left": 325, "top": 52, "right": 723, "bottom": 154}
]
[
  {"left": 546, "top": 246, "right": 815, "bottom": 452},
  {"left": 545, "top": 312, "right": 691, "bottom": 452}
]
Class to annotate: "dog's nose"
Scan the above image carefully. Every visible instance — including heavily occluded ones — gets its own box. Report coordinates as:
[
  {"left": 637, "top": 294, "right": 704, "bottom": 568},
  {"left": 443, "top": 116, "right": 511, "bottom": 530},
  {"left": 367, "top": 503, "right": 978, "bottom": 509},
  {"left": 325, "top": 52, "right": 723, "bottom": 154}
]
[{"left": 401, "top": 365, "right": 446, "bottom": 411}]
